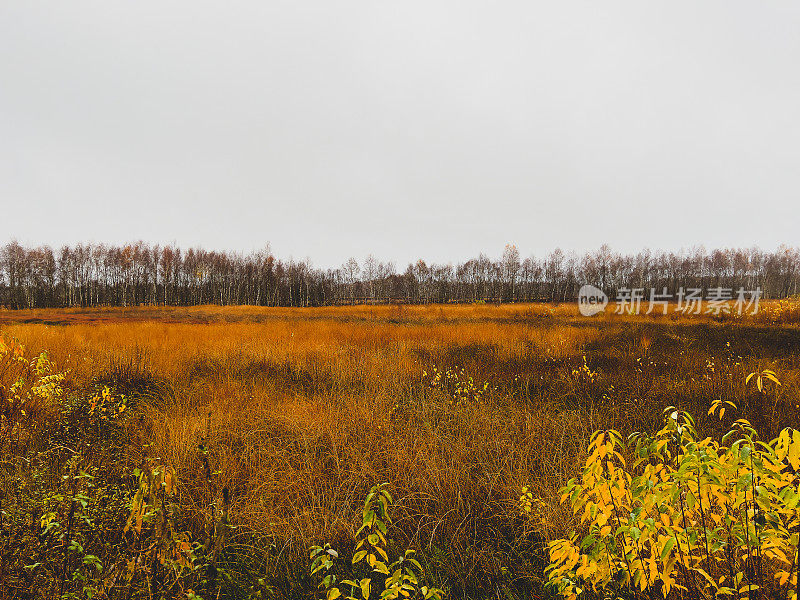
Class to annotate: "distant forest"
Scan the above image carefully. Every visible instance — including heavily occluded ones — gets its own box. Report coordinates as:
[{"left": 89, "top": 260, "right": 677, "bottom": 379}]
[{"left": 1, "top": 242, "right": 798, "bottom": 308}]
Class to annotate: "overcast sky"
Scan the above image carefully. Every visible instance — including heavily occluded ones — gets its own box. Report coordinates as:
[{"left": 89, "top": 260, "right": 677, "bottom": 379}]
[{"left": 1, "top": 2, "right": 798, "bottom": 267}]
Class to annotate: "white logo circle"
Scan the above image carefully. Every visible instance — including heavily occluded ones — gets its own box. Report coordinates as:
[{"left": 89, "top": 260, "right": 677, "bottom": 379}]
[{"left": 578, "top": 285, "right": 608, "bottom": 316}]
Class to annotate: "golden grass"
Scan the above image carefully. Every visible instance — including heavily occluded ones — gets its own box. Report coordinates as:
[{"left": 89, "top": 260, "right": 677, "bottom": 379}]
[{"left": 3, "top": 302, "right": 799, "bottom": 596}]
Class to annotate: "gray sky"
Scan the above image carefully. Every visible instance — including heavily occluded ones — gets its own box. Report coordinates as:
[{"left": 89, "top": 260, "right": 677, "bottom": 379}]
[{"left": 1, "top": 2, "right": 798, "bottom": 268}]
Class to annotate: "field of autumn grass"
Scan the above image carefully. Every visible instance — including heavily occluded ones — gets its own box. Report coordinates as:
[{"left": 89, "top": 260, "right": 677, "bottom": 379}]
[{"left": 1, "top": 302, "right": 799, "bottom": 599}]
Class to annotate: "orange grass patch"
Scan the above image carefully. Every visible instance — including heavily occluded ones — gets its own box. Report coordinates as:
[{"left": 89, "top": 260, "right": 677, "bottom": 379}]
[{"left": 3, "top": 303, "right": 799, "bottom": 596}]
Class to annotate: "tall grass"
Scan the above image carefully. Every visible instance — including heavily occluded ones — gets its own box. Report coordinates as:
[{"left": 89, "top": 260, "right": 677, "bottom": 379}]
[{"left": 2, "top": 303, "right": 799, "bottom": 598}]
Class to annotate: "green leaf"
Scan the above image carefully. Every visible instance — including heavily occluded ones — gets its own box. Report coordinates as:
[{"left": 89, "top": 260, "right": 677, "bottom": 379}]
[{"left": 660, "top": 537, "right": 675, "bottom": 561}]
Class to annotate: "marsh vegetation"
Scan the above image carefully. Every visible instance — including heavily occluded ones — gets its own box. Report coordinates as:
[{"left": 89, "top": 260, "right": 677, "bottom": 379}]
[{"left": 0, "top": 303, "right": 798, "bottom": 599}]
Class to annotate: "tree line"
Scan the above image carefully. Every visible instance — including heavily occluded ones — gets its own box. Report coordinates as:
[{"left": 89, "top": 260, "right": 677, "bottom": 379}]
[{"left": 0, "top": 241, "right": 798, "bottom": 309}]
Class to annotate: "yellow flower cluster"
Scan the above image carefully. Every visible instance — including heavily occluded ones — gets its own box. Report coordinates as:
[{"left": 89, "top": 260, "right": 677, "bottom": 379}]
[
  {"left": 423, "top": 365, "right": 492, "bottom": 406},
  {"left": 571, "top": 356, "right": 598, "bottom": 383}
]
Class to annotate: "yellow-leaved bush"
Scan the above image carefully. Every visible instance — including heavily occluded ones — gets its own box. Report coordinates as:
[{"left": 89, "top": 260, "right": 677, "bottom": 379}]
[
  {"left": 0, "top": 336, "right": 65, "bottom": 456},
  {"left": 545, "top": 396, "right": 799, "bottom": 600}
]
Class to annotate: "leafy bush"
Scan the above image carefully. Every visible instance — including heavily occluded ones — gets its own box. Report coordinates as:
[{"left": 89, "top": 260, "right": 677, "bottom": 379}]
[
  {"left": 0, "top": 337, "right": 65, "bottom": 456},
  {"left": 311, "top": 483, "right": 444, "bottom": 600},
  {"left": 0, "top": 337, "right": 232, "bottom": 599},
  {"left": 545, "top": 385, "right": 800, "bottom": 599}
]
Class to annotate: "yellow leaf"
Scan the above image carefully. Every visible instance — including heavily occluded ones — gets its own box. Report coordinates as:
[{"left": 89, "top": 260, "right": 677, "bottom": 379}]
[{"left": 375, "top": 545, "right": 388, "bottom": 561}]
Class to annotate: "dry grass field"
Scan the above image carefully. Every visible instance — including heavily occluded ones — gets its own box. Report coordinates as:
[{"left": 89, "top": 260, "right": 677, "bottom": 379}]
[{"left": 2, "top": 302, "right": 799, "bottom": 599}]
